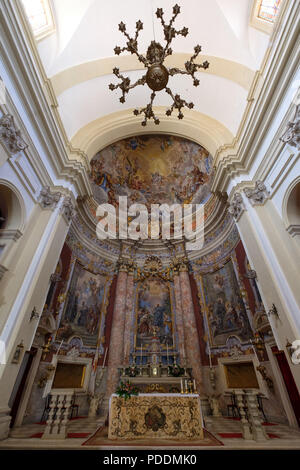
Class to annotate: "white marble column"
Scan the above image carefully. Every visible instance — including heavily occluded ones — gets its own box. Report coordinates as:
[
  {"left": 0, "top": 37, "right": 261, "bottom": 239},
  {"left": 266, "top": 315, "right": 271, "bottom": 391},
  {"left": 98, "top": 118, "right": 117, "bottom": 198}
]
[
  {"left": 229, "top": 189, "right": 300, "bottom": 391},
  {"left": 0, "top": 193, "right": 75, "bottom": 439}
]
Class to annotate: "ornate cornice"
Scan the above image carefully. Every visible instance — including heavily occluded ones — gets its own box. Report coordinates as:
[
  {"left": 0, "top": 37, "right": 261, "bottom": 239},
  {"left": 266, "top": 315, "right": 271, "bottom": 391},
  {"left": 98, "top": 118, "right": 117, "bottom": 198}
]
[
  {"left": 39, "top": 186, "right": 61, "bottom": 210},
  {"left": 0, "top": 113, "right": 27, "bottom": 155},
  {"left": 244, "top": 180, "right": 269, "bottom": 206},
  {"left": 228, "top": 193, "right": 245, "bottom": 221},
  {"left": 280, "top": 103, "right": 300, "bottom": 150}
]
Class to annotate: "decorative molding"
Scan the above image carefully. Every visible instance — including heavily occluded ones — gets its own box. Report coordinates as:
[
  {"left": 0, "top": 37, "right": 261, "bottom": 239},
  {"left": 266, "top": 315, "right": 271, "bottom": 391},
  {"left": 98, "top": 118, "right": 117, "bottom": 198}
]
[
  {"left": 0, "top": 264, "right": 8, "bottom": 281},
  {"left": 286, "top": 224, "right": 300, "bottom": 238},
  {"left": 0, "top": 113, "right": 28, "bottom": 155},
  {"left": 39, "top": 186, "right": 61, "bottom": 210},
  {"left": 280, "top": 103, "right": 300, "bottom": 150},
  {"left": 228, "top": 193, "right": 245, "bottom": 221},
  {"left": 0, "top": 228, "right": 23, "bottom": 241},
  {"left": 60, "top": 196, "right": 76, "bottom": 224},
  {"left": 244, "top": 180, "right": 270, "bottom": 206}
]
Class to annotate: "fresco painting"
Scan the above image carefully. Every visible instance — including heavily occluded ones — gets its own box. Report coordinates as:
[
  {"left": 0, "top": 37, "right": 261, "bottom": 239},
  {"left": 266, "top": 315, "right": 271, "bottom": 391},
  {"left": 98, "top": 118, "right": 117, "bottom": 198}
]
[
  {"left": 202, "top": 260, "right": 253, "bottom": 346},
  {"left": 57, "top": 263, "right": 106, "bottom": 347},
  {"left": 90, "top": 135, "right": 213, "bottom": 209}
]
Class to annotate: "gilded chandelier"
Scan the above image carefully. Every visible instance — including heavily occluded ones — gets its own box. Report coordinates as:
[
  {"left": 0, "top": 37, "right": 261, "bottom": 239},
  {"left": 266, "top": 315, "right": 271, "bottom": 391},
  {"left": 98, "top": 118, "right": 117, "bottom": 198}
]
[{"left": 109, "top": 4, "right": 209, "bottom": 126}]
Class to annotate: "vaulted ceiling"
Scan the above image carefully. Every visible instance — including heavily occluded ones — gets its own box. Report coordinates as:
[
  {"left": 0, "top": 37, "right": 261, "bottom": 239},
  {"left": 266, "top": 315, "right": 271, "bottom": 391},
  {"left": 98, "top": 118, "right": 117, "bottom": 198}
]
[{"left": 31, "top": 0, "right": 273, "bottom": 158}]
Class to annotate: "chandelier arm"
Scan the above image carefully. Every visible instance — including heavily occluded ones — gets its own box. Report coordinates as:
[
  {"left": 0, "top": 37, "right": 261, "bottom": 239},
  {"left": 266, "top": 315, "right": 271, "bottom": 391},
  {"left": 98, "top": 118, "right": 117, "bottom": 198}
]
[
  {"left": 128, "top": 74, "right": 147, "bottom": 90},
  {"left": 118, "top": 23, "right": 149, "bottom": 67},
  {"left": 165, "top": 88, "right": 193, "bottom": 119},
  {"left": 133, "top": 91, "right": 160, "bottom": 126}
]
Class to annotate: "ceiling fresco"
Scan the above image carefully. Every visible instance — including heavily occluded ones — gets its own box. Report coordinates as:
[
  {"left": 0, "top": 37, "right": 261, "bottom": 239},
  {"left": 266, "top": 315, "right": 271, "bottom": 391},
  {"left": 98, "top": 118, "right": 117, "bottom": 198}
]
[{"left": 90, "top": 134, "right": 214, "bottom": 209}]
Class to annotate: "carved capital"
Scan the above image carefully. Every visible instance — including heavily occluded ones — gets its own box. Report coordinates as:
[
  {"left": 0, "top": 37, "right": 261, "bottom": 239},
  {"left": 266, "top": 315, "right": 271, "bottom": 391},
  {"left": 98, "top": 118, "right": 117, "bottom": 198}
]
[
  {"left": 228, "top": 192, "right": 245, "bottom": 221},
  {"left": 244, "top": 180, "right": 269, "bottom": 206},
  {"left": 39, "top": 186, "right": 61, "bottom": 210},
  {"left": 61, "top": 196, "right": 76, "bottom": 223},
  {"left": 0, "top": 114, "right": 28, "bottom": 155},
  {"left": 116, "top": 257, "right": 135, "bottom": 273},
  {"left": 172, "top": 256, "right": 189, "bottom": 272},
  {"left": 280, "top": 103, "right": 300, "bottom": 150}
]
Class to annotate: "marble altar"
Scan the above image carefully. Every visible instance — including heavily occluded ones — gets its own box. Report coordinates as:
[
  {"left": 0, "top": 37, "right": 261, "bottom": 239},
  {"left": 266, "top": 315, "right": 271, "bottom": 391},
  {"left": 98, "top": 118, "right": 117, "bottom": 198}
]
[{"left": 108, "top": 393, "right": 204, "bottom": 440}]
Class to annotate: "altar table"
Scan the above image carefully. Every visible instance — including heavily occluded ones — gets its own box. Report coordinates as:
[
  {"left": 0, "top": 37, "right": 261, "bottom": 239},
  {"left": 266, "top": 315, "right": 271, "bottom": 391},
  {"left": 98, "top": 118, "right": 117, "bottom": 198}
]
[{"left": 108, "top": 393, "right": 204, "bottom": 440}]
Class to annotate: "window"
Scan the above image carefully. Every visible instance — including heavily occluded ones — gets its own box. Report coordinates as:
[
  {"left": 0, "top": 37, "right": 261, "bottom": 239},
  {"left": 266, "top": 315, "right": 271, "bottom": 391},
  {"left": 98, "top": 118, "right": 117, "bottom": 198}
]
[
  {"left": 21, "top": 0, "right": 55, "bottom": 40},
  {"left": 257, "top": 0, "right": 282, "bottom": 23},
  {"left": 250, "top": 0, "right": 282, "bottom": 34}
]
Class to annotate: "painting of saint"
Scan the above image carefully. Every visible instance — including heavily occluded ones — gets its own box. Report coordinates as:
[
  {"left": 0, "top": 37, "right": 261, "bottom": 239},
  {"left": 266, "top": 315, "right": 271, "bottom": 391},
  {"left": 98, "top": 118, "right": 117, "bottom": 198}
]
[
  {"left": 202, "top": 260, "right": 253, "bottom": 346},
  {"left": 57, "top": 263, "right": 107, "bottom": 347},
  {"left": 136, "top": 278, "right": 174, "bottom": 349}
]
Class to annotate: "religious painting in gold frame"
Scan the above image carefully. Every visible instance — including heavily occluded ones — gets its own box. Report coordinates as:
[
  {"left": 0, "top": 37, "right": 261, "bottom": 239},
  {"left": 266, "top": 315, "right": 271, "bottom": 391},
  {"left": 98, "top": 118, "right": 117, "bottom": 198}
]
[
  {"left": 224, "top": 361, "right": 259, "bottom": 389},
  {"left": 52, "top": 362, "right": 86, "bottom": 389},
  {"left": 135, "top": 278, "right": 174, "bottom": 351}
]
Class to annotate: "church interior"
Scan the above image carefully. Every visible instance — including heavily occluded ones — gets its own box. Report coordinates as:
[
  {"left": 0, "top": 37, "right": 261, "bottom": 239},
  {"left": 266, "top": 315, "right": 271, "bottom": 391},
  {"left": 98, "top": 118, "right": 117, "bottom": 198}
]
[{"left": 0, "top": 0, "right": 300, "bottom": 451}]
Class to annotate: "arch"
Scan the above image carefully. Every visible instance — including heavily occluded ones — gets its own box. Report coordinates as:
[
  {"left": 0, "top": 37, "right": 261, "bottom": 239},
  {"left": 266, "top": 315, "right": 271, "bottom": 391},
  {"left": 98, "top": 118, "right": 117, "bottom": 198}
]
[
  {"left": 282, "top": 177, "right": 300, "bottom": 237},
  {"left": 0, "top": 180, "right": 26, "bottom": 233},
  {"left": 71, "top": 107, "right": 233, "bottom": 161}
]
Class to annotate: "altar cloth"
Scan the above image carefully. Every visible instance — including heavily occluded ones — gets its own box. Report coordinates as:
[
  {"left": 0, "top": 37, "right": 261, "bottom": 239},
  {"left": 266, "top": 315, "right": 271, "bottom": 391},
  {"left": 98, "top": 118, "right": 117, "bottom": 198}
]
[{"left": 108, "top": 393, "right": 204, "bottom": 440}]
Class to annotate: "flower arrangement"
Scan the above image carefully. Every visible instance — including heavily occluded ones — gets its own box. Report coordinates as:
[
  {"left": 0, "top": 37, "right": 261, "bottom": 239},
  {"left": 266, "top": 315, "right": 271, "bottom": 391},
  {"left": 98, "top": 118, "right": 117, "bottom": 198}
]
[{"left": 116, "top": 381, "right": 139, "bottom": 400}]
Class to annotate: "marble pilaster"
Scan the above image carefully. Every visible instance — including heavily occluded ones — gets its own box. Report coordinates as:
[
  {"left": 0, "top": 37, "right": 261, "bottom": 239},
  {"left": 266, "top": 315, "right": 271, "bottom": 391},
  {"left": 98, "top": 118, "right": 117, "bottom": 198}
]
[
  {"left": 178, "top": 261, "right": 204, "bottom": 394},
  {"left": 105, "top": 264, "right": 128, "bottom": 398},
  {"left": 123, "top": 272, "right": 134, "bottom": 365},
  {"left": 173, "top": 272, "right": 186, "bottom": 365}
]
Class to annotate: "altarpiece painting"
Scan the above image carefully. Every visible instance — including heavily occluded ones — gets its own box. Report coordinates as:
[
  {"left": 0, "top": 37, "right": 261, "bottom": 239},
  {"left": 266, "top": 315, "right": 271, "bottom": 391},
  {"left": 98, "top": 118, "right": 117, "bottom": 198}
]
[{"left": 57, "top": 262, "right": 107, "bottom": 347}]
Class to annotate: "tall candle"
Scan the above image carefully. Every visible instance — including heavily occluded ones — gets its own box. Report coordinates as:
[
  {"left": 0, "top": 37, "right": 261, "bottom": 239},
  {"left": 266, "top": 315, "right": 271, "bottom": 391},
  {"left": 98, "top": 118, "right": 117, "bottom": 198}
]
[
  {"left": 250, "top": 339, "right": 259, "bottom": 363},
  {"left": 208, "top": 343, "right": 212, "bottom": 368},
  {"left": 56, "top": 340, "right": 63, "bottom": 355},
  {"left": 102, "top": 347, "right": 108, "bottom": 368}
]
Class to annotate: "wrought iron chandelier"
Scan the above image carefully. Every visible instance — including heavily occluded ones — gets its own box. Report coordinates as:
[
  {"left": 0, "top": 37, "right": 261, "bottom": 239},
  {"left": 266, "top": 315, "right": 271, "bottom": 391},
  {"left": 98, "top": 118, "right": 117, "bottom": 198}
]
[{"left": 109, "top": 4, "right": 209, "bottom": 126}]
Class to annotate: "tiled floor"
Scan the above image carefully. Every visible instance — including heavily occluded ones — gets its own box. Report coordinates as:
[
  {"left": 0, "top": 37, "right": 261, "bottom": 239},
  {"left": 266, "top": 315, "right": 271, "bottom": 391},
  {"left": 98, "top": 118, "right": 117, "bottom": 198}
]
[{"left": 1, "top": 416, "right": 300, "bottom": 449}]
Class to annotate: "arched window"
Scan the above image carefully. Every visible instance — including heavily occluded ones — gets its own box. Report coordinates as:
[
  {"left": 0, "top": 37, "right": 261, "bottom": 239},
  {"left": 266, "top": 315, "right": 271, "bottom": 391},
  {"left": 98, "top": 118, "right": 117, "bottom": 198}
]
[
  {"left": 250, "top": 0, "right": 282, "bottom": 34},
  {"left": 257, "top": 0, "right": 282, "bottom": 23},
  {"left": 21, "top": 0, "right": 55, "bottom": 41}
]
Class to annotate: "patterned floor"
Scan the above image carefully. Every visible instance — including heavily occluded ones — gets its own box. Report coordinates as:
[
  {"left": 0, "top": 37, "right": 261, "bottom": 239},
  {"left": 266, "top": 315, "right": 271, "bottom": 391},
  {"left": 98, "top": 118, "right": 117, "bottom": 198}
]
[{"left": 1, "top": 416, "right": 300, "bottom": 449}]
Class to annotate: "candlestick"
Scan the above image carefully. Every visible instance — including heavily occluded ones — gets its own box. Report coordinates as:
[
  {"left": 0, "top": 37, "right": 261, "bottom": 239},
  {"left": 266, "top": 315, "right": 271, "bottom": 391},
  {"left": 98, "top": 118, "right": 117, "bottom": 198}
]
[
  {"left": 250, "top": 339, "right": 260, "bottom": 363},
  {"left": 102, "top": 347, "right": 108, "bottom": 368},
  {"left": 167, "top": 343, "right": 169, "bottom": 365},
  {"left": 208, "top": 343, "right": 212, "bottom": 368},
  {"left": 56, "top": 340, "right": 63, "bottom": 355},
  {"left": 181, "top": 379, "right": 183, "bottom": 393}
]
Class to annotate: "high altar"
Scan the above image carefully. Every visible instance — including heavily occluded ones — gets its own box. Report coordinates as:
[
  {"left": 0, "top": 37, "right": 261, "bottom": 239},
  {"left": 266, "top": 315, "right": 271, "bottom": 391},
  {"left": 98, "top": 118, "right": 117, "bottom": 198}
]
[
  {"left": 108, "top": 393, "right": 204, "bottom": 440},
  {"left": 108, "top": 328, "right": 204, "bottom": 440}
]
